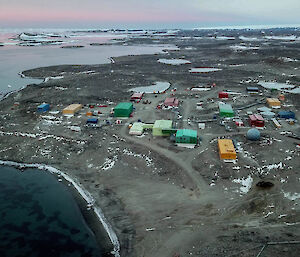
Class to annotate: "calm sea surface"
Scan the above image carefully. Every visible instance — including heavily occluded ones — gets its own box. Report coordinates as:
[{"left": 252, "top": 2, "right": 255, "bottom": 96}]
[{"left": 0, "top": 165, "right": 106, "bottom": 257}]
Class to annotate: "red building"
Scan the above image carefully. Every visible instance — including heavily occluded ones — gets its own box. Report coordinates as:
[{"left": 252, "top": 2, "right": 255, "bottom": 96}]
[
  {"left": 249, "top": 114, "right": 264, "bottom": 127},
  {"left": 164, "top": 97, "right": 179, "bottom": 107},
  {"left": 131, "top": 93, "right": 144, "bottom": 101},
  {"left": 219, "top": 92, "right": 229, "bottom": 99}
]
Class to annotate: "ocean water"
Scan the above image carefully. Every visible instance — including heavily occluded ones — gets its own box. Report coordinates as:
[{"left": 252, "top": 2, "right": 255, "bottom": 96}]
[
  {"left": 0, "top": 30, "right": 175, "bottom": 98},
  {"left": 0, "top": 165, "right": 108, "bottom": 257}
]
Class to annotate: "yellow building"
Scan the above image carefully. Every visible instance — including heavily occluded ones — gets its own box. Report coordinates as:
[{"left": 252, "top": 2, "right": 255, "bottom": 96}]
[
  {"left": 218, "top": 139, "right": 236, "bottom": 160},
  {"left": 62, "top": 104, "right": 82, "bottom": 115},
  {"left": 266, "top": 98, "right": 281, "bottom": 107}
]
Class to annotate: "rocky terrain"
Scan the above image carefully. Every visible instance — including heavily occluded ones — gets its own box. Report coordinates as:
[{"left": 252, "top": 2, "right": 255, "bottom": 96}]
[{"left": 0, "top": 28, "right": 300, "bottom": 257}]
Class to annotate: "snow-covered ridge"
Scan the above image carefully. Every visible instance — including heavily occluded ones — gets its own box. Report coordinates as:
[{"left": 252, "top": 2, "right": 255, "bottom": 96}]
[
  {"left": 0, "top": 130, "right": 85, "bottom": 145},
  {"left": 0, "top": 160, "right": 120, "bottom": 257}
]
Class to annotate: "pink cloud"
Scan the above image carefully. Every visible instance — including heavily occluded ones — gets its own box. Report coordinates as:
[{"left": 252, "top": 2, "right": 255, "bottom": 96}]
[{"left": 0, "top": 6, "right": 233, "bottom": 24}]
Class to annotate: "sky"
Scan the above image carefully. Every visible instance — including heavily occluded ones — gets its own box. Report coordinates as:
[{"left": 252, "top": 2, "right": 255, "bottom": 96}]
[{"left": 0, "top": 0, "right": 300, "bottom": 29}]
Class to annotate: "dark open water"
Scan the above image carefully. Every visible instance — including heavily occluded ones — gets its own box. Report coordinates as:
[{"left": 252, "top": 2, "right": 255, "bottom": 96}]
[{"left": 0, "top": 166, "right": 106, "bottom": 257}]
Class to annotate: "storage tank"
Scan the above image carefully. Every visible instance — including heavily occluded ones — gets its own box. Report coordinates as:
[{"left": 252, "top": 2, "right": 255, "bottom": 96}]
[{"left": 247, "top": 128, "right": 261, "bottom": 141}]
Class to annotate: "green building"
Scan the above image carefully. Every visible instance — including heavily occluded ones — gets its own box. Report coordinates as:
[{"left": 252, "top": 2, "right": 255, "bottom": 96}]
[
  {"left": 152, "top": 120, "right": 174, "bottom": 136},
  {"left": 219, "top": 103, "right": 234, "bottom": 117},
  {"left": 176, "top": 129, "right": 197, "bottom": 144},
  {"left": 114, "top": 102, "right": 133, "bottom": 117}
]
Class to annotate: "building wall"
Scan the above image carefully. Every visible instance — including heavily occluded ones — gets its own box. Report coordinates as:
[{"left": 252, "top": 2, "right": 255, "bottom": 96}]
[
  {"left": 267, "top": 98, "right": 281, "bottom": 107},
  {"left": 220, "top": 110, "right": 234, "bottom": 117},
  {"left": 152, "top": 128, "right": 163, "bottom": 136},
  {"left": 176, "top": 136, "right": 197, "bottom": 144},
  {"left": 114, "top": 106, "right": 133, "bottom": 117}
]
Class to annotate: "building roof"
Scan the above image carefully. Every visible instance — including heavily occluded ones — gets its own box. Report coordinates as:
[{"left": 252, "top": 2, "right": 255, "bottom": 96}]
[
  {"left": 261, "top": 111, "right": 276, "bottom": 117},
  {"left": 131, "top": 93, "right": 143, "bottom": 98},
  {"left": 247, "top": 87, "right": 259, "bottom": 91},
  {"left": 153, "top": 120, "right": 172, "bottom": 129},
  {"left": 87, "top": 118, "right": 98, "bottom": 122},
  {"left": 38, "top": 103, "right": 49, "bottom": 108},
  {"left": 219, "top": 103, "right": 234, "bottom": 113},
  {"left": 218, "top": 139, "right": 236, "bottom": 154},
  {"left": 115, "top": 102, "right": 133, "bottom": 110},
  {"left": 267, "top": 98, "right": 280, "bottom": 103},
  {"left": 278, "top": 111, "right": 295, "bottom": 118},
  {"left": 164, "top": 97, "right": 179, "bottom": 106},
  {"left": 257, "top": 107, "right": 271, "bottom": 112},
  {"left": 249, "top": 114, "right": 264, "bottom": 121},
  {"left": 219, "top": 91, "right": 229, "bottom": 95},
  {"left": 63, "top": 104, "right": 82, "bottom": 111},
  {"left": 129, "top": 122, "right": 144, "bottom": 134},
  {"left": 176, "top": 129, "right": 197, "bottom": 138},
  {"left": 278, "top": 110, "right": 294, "bottom": 115}
]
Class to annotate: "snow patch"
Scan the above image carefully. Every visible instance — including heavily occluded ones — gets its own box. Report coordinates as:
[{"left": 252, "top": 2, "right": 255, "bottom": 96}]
[
  {"left": 233, "top": 175, "right": 253, "bottom": 194},
  {"left": 158, "top": 59, "right": 191, "bottom": 65}
]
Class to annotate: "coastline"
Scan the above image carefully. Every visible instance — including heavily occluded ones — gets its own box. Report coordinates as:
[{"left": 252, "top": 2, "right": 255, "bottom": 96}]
[
  {"left": 0, "top": 160, "right": 120, "bottom": 257},
  {"left": 0, "top": 72, "right": 42, "bottom": 102}
]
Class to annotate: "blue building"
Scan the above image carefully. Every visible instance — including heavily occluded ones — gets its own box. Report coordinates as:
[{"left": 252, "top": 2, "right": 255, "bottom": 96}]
[
  {"left": 86, "top": 118, "right": 98, "bottom": 124},
  {"left": 278, "top": 111, "right": 295, "bottom": 119},
  {"left": 37, "top": 103, "right": 50, "bottom": 113}
]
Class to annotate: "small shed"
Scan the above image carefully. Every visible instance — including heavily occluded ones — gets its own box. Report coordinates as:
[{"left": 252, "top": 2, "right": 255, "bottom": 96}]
[
  {"left": 176, "top": 129, "right": 197, "bottom": 144},
  {"left": 131, "top": 93, "right": 143, "bottom": 101},
  {"left": 62, "top": 104, "right": 82, "bottom": 115},
  {"left": 129, "top": 122, "right": 144, "bottom": 135},
  {"left": 249, "top": 114, "right": 264, "bottom": 127},
  {"left": 219, "top": 103, "right": 234, "bottom": 117},
  {"left": 114, "top": 102, "right": 133, "bottom": 117},
  {"left": 278, "top": 111, "right": 295, "bottom": 119},
  {"left": 152, "top": 120, "right": 173, "bottom": 136},
  {"left": 218, "top": 139, "right": 236, "bottom": 160},
  {"left": 164, "top": 97, "right": 179, "bottom": 107},
  {"left": 219, "top": 92, "right": 229, "bottom": 99},
  {"left": 37, "top": 103, "right": 50, "bottom": 113},
  {"left": 267, "top": 98, "right": 281, "bottom": 107},
  {"left": 86, "top": 118, "right": 98, "bottom": 124}
]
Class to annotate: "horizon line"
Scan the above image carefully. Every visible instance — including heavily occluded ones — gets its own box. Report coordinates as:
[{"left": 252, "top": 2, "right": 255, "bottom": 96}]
[{"left": 0, "top": 23, "right": 300, "bottom": 32}]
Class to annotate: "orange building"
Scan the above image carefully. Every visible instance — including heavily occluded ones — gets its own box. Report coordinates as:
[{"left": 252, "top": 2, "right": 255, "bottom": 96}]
[
  {"left": 218, "top": 139, "right": 237, "bottom": 160},
  {"left": 266, "top": 98, "right": 281, "bottom": 107},
  {"left": 62, "top": 104, "right": 82, "bottom": 115}
]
